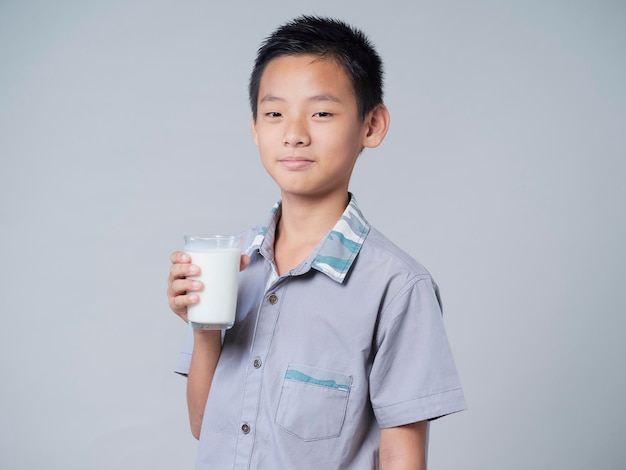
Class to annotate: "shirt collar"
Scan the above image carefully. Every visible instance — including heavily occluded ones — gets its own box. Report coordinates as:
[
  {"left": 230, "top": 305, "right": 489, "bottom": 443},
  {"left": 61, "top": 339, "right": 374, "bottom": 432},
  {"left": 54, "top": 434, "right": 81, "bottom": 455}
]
[{"left": 245, "top": 194, "right": 371, "bottom": 283}]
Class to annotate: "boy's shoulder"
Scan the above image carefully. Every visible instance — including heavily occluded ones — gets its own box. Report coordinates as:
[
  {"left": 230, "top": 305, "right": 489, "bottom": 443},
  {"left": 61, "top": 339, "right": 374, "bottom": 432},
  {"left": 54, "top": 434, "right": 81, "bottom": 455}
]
[{"left": 360, "top": 225, "right": 434, "bottom": 281}]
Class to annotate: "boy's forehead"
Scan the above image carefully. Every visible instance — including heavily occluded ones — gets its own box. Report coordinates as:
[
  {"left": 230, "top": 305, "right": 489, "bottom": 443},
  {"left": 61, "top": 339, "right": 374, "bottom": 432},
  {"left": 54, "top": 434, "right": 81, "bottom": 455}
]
[
  {"left": 258, "top": 54, "right": 354, "bottom": 98},
  {"left": 263, "top": 53, "right": 348, "bottom": 77}
]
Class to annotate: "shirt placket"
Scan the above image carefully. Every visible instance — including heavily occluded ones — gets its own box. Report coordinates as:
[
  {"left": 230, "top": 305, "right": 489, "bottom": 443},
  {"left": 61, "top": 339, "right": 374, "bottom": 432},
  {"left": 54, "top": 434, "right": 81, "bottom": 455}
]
[{"left": 233, "top": 278, "right": 286, "bottom": 469}]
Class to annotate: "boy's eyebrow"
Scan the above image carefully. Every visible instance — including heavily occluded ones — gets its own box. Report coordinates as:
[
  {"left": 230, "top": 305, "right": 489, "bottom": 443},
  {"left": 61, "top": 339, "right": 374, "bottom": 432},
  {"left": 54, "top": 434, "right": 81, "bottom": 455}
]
[
  {"left": 259, "top": 94, "right": 343, "bottom": 104},
  {"left": 307, "top": 94, "right": 342, "bottom": 103}
]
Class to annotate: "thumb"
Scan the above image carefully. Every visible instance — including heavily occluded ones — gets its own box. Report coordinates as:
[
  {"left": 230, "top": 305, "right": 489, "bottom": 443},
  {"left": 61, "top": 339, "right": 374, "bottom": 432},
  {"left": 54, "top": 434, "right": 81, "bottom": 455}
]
[{"left": 240, "top": 254, "right": 251, "bottom": 271}]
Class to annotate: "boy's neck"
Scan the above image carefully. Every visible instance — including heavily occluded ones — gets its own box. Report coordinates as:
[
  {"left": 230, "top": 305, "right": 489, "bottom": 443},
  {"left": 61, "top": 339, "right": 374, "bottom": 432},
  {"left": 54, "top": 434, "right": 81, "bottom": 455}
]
[
  {"left": 278, "top": 191, "right": 349, "bottom": 240},
  {"left": 273, "top": 191, "right": 350, "bottom": 274}
]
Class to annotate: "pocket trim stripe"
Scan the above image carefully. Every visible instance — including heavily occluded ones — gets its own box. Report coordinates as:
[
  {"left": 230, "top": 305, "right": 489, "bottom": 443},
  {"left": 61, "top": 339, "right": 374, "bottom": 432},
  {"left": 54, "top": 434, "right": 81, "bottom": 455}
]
[{"left": 284, "top": 366, "right": 351, "bottom": 391}]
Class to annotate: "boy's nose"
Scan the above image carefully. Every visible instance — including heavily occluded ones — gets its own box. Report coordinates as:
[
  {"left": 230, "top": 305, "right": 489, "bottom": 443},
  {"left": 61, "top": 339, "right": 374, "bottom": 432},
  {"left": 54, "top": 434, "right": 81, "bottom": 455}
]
[{"left": 283, "top": 119, "right": 311, "bottom": 147}]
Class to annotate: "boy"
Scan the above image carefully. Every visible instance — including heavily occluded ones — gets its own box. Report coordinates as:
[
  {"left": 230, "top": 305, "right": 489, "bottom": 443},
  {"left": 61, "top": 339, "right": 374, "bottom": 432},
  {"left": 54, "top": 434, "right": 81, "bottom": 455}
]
[{"left": 167, "top": 16, "right": 465, "bottom": 469}]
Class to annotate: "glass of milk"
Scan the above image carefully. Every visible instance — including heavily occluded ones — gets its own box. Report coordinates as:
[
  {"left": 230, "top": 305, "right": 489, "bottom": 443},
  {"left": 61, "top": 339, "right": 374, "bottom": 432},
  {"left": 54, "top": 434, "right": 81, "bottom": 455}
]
[{"left": 184, "top": 234, "right": 241, "bottom": 330}]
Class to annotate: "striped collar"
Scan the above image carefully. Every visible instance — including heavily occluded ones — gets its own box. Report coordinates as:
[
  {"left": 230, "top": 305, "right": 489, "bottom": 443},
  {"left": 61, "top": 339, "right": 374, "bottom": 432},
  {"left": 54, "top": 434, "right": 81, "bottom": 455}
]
[{"left": 245, "top": 194, "right": 370, "bottom": 283}]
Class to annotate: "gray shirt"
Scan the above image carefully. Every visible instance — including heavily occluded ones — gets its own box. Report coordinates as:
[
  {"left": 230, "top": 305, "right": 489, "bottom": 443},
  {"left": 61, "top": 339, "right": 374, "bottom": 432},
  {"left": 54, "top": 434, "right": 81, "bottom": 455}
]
[{"left": 175, "top": 195, "right": 466, "bottom": 469}]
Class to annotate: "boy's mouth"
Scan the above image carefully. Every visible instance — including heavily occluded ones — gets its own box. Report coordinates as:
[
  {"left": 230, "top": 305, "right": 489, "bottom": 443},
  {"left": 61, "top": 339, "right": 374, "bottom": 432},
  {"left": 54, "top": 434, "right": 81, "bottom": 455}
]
[{"left": 279, "top": 156, "right": 314, "bottom": 170}]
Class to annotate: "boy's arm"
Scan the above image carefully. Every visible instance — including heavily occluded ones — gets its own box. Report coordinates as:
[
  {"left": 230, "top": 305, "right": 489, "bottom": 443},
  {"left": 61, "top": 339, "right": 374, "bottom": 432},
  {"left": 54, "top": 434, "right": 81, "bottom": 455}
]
[
  {"left": 379, "top": 420, "right": 429, "bottom": 470},
  {"left": 187, "top": 330, "right": 222, "bottom": 439}
]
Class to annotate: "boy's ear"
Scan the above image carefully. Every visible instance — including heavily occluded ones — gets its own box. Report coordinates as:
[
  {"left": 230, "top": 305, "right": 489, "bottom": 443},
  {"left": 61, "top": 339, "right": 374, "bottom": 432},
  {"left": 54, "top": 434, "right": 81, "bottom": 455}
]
[
  {"left": 251, "top": 115, "right": 259, "bottom": 147},
  {"left": 362, "top": 103, "right": 390, "bottom": 149}
]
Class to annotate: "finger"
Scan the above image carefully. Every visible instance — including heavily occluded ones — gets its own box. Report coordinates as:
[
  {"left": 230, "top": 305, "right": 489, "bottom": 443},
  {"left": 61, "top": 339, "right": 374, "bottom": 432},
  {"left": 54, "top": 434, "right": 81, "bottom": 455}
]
[
  {"left": 170, "top": 251, "right": 191, "bottom": 264},
  {"left": 169, "top": 262, "right": 200, "bottom": 280},
  {"left": 171, "top": 292, "right": 199, "bottom": 310},
  {"left": 170, "top": 279, "right": 203, "bottom": 296}
]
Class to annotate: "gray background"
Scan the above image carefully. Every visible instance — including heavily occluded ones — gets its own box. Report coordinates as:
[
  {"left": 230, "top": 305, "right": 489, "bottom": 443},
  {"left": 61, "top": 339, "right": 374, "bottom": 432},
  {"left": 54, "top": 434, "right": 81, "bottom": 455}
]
[{"left": 1, "top": 0, "right": 624, "bottom": 468}]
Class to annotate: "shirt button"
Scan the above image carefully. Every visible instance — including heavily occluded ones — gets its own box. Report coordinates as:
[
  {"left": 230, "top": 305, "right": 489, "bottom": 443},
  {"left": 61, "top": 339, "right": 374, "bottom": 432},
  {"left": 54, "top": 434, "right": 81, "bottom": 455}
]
[
  {"left": 241, "top": 423, "right": 251, "bottom": 434},
  {"left": 253, "top": 357, "right": 262, "bottom": 369},
  {"left": 268, "top": 293, "right": 278, "bottom": 304}
]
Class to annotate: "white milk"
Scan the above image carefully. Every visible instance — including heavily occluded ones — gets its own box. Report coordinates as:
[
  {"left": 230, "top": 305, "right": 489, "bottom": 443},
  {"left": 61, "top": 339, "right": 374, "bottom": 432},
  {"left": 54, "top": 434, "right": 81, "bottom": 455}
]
[{"left": 186, "top": 248, "right": 240, "bottom": 329}]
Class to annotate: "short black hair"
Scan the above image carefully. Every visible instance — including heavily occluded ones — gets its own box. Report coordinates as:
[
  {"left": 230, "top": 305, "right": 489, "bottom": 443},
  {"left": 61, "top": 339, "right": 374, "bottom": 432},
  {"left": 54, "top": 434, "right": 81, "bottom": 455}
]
[{"left": 249, "top": 15, "right": 384, "bottom": 121}]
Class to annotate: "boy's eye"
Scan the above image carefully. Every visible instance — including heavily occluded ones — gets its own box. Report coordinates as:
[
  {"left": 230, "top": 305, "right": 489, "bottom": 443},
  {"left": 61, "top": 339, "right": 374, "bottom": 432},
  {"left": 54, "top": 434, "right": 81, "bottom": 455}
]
[
  {"left": 313, "top": 112, "right": 332, "bottom": 118},
  {"left": 265, "top": 112, "right": 282, "bottom": 118}
]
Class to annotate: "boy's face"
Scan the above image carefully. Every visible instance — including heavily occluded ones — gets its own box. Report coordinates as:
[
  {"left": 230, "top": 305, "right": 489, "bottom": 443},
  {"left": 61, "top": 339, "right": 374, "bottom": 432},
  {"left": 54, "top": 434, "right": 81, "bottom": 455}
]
[{"left": 252, "top": 54, "right": 377, "bottom": 201}]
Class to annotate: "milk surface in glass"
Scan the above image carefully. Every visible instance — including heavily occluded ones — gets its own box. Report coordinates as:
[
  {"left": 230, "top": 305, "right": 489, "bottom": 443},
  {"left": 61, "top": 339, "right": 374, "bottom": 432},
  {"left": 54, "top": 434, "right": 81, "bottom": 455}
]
[{"left": 184, "top": 235, "right": 240, "bottom": 330}]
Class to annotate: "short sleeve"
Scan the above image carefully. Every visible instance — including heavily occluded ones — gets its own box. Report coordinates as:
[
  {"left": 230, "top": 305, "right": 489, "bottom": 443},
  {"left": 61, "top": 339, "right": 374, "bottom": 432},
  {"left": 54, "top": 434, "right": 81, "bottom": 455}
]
[
  {"left": 174, "top": 325, "right": 194, "bottom": 376},
  {"left": 369, "top": 277, "right": 466, "bottom": 428}
]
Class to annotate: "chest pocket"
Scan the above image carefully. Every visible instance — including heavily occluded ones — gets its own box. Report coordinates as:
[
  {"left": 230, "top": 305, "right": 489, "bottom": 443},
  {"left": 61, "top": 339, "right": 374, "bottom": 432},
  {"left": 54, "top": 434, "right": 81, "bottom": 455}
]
[{"left": 275, "top": 364, "right": 352, "bottom": 441}]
